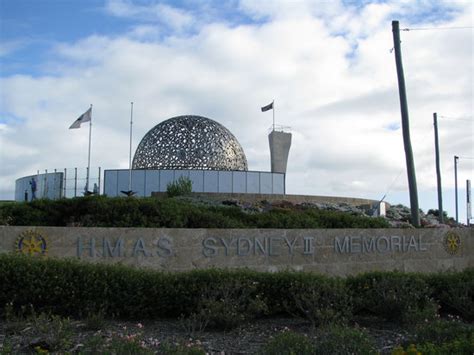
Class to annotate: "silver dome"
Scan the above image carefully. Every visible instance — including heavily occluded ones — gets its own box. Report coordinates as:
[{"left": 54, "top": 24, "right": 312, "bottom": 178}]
[{"left": 132, "top": 115, "right": 248, "bottom": 171}]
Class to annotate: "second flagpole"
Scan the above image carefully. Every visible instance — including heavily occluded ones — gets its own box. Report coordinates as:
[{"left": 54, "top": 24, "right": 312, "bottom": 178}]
[
  {"left": 86, "top": 104, "right": 93, "bottom": 192},
  {"left": 272, "top": 99, "right": 275, "bottom": 131},
  {"left": 128, "top": 102, "right": 134, "bottom": 192}
]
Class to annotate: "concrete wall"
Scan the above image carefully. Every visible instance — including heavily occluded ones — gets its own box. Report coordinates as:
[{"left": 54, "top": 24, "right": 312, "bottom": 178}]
[{"left": 2, "top": 226, "right": 472, "bottom": 276}]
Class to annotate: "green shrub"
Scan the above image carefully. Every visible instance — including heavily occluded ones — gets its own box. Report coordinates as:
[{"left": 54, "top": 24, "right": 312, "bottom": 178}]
[
  {"left": 393, "top": 331, "right": 474, "bottom": 355},
  {"left": 84, "top": 309, "right": 106, "bottom": 331},
  {"left": 284, "top": 276, "right": 351, "bottom": 328},
  {"left": 196, "top": 280, "right": 268, "bottom": 330},
  {"left": 262, "top": 331, "right": 313, "bottom": 355},
  {"left": 167, "top": 176, "right": 193, "bottom": 197},
  {"left": 347, "top": 271, "right": 437, "bottom": 324},
  {"left": 408, "top": 319, "right": 474, "bottom": 345},
  {"left": 3, "top": 254, "right": 471, "bottom": 326},
  {"left": 314, "top": 325, "right": 377, "bottom": 355},
  {"left": 425, "top": 269, "right": 474, "bottom": 321},
  {"left": 0, "top": 195, "right": 390, "bottom": 228}
]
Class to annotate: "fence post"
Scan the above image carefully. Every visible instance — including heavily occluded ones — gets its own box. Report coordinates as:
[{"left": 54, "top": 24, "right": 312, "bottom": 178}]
[
  {"left": 74, "top": 168, "right": 78, "bottom": 197},
  {"left": 98, "top": 167, "right": 101, "bottom": 195},
  {"left": 64, "top": 168, "right": 67, "bottom": 198}
]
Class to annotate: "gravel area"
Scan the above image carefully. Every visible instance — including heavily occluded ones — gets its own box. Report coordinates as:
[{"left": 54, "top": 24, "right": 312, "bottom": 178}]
[{"left": 1, "top": 316, "right": 412, "bottom": 354}]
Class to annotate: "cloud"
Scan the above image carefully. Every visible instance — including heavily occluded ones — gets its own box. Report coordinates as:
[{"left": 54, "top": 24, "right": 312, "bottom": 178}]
[
  {"left": 105, "top": 0, "right": 194, "bottom": 32},
  {"left": 0, "top": 0, "right": 472, "bottom": 221},
  {"left": 0, "top": 39, "right": 28, "bottom": 57}
]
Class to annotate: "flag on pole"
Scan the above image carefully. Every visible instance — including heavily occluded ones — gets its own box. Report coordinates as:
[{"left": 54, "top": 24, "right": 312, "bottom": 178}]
[
  {"left": 261, "top": 102, "right": 274, "bottom": 112},
  {"left": 69, "top": 107, "right": 92, "bottom": 129}
]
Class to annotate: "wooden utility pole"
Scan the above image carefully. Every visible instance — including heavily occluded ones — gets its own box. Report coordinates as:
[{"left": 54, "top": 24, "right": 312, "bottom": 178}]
[
  {"left": 433, "top": 113, "right": 444, "bottom": 223},
  {"left": 392, "top": 20, "right": 420, "bottom": 227},
  {"left": 454, "top": 155, "right": 459, "bottom": 223}
]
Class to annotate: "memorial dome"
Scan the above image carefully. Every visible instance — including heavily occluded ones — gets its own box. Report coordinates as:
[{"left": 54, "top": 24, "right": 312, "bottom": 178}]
[{"left": 132, "top": 115, "right": 248, "bottom": 171}]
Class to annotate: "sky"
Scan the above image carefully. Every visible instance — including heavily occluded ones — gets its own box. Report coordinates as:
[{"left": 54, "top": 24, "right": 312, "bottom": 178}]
[{"left": 0, "top": 0, "right": 473, "bottom": 223}]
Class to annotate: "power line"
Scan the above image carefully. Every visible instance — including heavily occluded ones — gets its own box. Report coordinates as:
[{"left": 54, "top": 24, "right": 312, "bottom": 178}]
[
  {"left": 402, "top": 26, "right": 473, "bottom": 31},
  {"left": 439, "top": 115, "right": 473, "bottom": 122}
]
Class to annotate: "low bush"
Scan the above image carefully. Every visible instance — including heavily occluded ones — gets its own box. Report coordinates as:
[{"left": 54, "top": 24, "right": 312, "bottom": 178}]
[
  {"left": 1, "top": 255, "right": 473, "bottom": 329},
  {"left": 196, "top": 280, "right": 268, "bottom": 329},
  {"left": 314, "top": 325, "right": 377, "bottom": 355},
  {"left": 0, "top": 195, "right": 390, "bottom": 228},
  {"left": 393, "top": 322, "right": 474, "bottom": 355},
  {"left": 284, "top": 276, "right": 351, "bottom": 328},
  {"left": 166, "top": 176, "right": 193, "bottom": 198},
  {"left": 425, "top": 269, "right": 474, "bottom": 321},
  {"left": 409, "top": 319, "right": 474, "bottom": 345},
  {"left": 262, "top": 331, "right": 314, "bottom": 355},
  {"left": 347, "top": 271, "right": 437, "bottom": 324}
]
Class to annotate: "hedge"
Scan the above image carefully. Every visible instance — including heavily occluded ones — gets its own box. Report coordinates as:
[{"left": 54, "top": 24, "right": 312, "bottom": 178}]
[
  {"left": 1, "top": 254, "right": 472, "bottom": 325},
  {"left": 0, "top": 196, "right": 389, "bottom": 228}
]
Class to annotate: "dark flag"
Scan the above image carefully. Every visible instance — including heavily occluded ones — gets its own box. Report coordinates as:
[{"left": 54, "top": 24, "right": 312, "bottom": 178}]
[{"left": 261, "top": 102, "right": 274, "bottom": 112}]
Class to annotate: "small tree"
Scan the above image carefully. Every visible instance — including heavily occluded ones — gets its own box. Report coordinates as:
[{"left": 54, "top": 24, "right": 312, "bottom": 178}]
[{"left": 166, "top": 176, "right": 193, "bottom": 197}]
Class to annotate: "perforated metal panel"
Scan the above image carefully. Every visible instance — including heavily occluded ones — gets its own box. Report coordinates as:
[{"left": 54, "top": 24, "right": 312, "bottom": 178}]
[{"left": 133, "top": 115, "right": 248, "bottom": 171}]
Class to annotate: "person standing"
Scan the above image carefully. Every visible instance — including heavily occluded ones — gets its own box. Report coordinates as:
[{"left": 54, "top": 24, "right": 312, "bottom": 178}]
[{"left": 29, "top": 177, "right": 37, "bottom": 200}]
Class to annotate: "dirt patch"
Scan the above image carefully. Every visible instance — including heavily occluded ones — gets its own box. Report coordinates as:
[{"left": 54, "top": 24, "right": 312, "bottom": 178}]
[{"left": 1, "top": 316, "right": 411, "bottom": 354}]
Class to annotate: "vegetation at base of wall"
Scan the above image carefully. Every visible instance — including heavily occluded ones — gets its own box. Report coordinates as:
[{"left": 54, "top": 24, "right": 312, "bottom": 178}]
[
  {"left": 392, "top": 319, "right": 474, "bottom": 355},
  {"left": 425, "top": 269, "right": 474, "bottom": 321},
  {"left": 262, "top": 326, "right": 380, "bottom": 355},
  {"left": 261, "top": 331, "right": 314, "bottom": 355},
  {"left": 0, "top": 195, "right": 389, "bottom": 228},
  {"left": 347, "top": 271, "right": 438, "bottom": 324},
  {"left": 166, "top": 176, "right": 193, "bottom": 198},
  {"left": 1, "top": 255, "right": 472, "bottom": 328}
]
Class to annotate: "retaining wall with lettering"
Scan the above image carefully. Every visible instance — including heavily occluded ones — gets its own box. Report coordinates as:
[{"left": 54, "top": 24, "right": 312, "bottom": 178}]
[{"left": 1, "top": 226, "right": 472, "bottom": 276}]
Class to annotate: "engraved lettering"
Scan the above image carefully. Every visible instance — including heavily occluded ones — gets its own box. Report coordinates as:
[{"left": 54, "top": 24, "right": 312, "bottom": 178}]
[
  {"left": 133, "top": 238, "right": 150, "bottom": 257},
  {"left": 391, "top": 236, "right": 402, "bottom": 252},
  {"left": 220, "top": 238, "right": 234, "bottom": 256},
  {"left": 303, "top": 237, "right": 315, "bottom": 255},
  {"left": 157, "top": 237, "right": 172, "bottom": 257},
  {"left": 237, "top": 237, "right": 252, "bottom": 256},
  {"left": 254, "top": 237, "right": 267, "bottom": 255},
  {"left": 102, "top": 238, "right": 124, "bottom": 257},
  {"left": 350, "top": 236, "right": 361, "bottom": 253},
  {"left": 376, "top": 236, "right": 390, "bottom": 253},
  {"left": 363, "top": 237, "right": 375, "bottom": 253},
  {"left": 77, "top": 237, "right": 96, "bottom": 258},
  {"left": 418, "top": 235, "right": 427, "bottom": 251},
  {"left": 335, "top": 237, "right": 350, "bottom": 253},
  {"left": 269, "top": 237, "right": 281, "bottom": 256},
  {"left": 408, "top": 236, "right": 419, "bottom": 251},
  {"left": 202, "top": 237, "right": 218, "bottom": 257},
  {"left": 284, "top": 237, "right": 298, "bottom": 255}
]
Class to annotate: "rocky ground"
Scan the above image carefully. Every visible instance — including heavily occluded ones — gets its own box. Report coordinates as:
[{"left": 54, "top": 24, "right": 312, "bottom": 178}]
[
  {"left": 1, "top": 316, "right": 413, "bottom": 354},
  {"left": 179, "top": 195, "right": 462, "bottom": 229}
]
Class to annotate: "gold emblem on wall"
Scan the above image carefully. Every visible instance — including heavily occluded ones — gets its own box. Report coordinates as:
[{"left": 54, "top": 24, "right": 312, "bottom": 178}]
[
  {"left": 16, "top": 230, "right": 48, "bottom": 256},
  {"left": 443, "top": 231, "right": 461, "bottom": 255}
]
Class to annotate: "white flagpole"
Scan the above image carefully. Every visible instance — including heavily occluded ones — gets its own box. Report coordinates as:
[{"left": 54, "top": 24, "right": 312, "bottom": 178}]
[
  {"left": 86, "top": 104, "right": 93, "bottom": 192},
  {"left": 128, "top": 102, "right": 134, "bottom": 191},
  {"left": 272, "top": 99, "right": 275, "bottom": 131}
]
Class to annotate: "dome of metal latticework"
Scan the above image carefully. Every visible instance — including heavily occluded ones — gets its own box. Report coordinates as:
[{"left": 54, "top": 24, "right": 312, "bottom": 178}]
[{"left": 132, "top": 115, "right": 248, "bottom": 171}]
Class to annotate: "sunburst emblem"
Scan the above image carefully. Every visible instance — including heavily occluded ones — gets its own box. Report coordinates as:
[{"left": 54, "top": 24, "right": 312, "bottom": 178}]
[
  {"left": 16, "top": 230, "right": 48, "bottom": 256},
  {"left": 443, "top": 231, "right": 461, "bottom": 255}
]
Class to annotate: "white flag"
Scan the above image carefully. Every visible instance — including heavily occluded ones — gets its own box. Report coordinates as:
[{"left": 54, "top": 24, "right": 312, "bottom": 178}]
[{"left": 69, "top": 107, "right": 92, "bottom": 129}]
